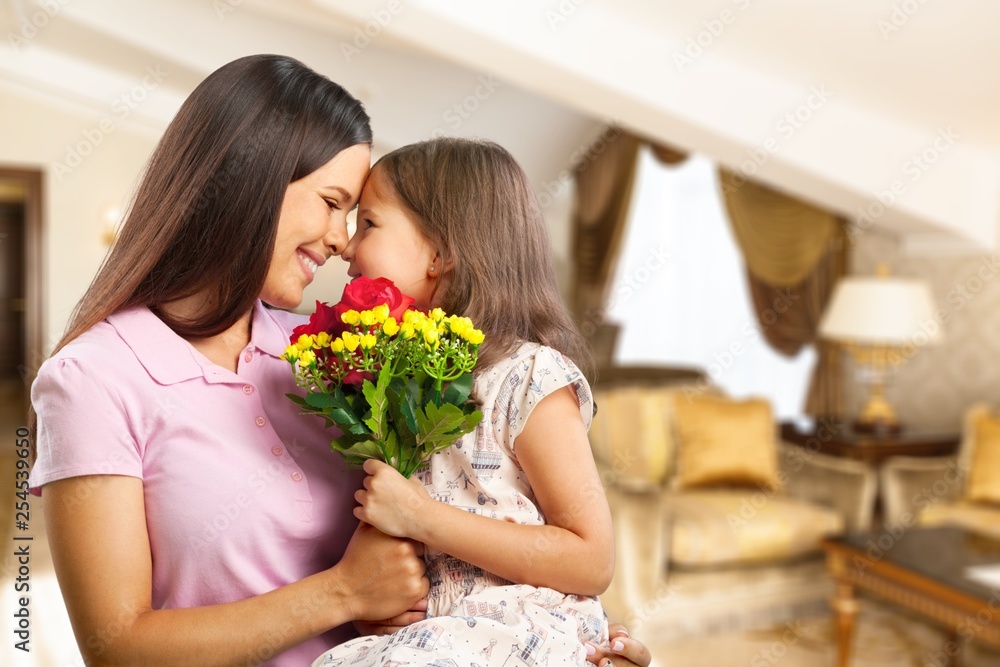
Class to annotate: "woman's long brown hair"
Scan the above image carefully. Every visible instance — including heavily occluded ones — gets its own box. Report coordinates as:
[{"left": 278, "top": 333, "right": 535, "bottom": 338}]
[
  {"left": 370, "top": 138, "right": 594, "bottom": 380},
  {"left": 30, "top": 54, "right": 372, "bottom": 450}
]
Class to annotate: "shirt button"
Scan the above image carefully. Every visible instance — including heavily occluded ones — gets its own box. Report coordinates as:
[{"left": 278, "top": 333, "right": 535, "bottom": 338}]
[
  {"left": 243, "top": 385, "right": 254, "bottom": 395},
  {"left": 271, "top": 445, "right": 284, "bottom": 457},
  {"left": 255, "top": 416, "right": 266, "bottom": 427},
  {"left": 244, "top": 351, "right": 253, "bottom": 363},
  {"left": 291, "top": 471, "right": 303, "bottom": 482}
]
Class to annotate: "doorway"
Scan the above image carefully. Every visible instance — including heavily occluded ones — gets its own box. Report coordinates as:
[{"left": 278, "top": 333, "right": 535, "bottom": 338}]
[{"left": 0, "top": 168, "right": 43, "bottom": 424}]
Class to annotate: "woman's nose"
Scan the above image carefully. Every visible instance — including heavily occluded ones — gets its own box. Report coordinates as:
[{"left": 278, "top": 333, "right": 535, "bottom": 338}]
[{"left": 325, "top": 213, "right": 350, "bottom": 257}]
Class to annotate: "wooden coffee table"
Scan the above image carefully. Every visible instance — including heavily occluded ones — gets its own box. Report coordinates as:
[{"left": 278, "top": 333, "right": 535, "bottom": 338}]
[{"left": 823, "top": 526, "right": 1000, "bottom": 667}]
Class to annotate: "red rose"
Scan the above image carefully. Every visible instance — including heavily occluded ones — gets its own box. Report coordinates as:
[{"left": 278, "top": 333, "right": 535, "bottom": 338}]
[
  {"left": 342, "top": 368, "right": 373, "bottom": 388},
  {"left": 291, "top": 300, "right": 345, "bottom": 342},
  {"left": 333, "top": 277, "right": 415, "bottom": 324}
]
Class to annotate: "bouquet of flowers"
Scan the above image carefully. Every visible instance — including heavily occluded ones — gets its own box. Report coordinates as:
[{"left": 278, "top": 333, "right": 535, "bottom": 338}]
[{"left": 284, "top": 277, "right": 485, "bottom": 477}]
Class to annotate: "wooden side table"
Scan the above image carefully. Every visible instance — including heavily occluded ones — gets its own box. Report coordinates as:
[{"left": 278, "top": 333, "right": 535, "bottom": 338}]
[{"left": 780, "top": 420, "right": 960, "bottom": 465}]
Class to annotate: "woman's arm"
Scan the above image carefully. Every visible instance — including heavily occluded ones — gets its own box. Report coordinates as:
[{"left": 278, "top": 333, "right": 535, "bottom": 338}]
[
  {"left": 44, "top": 475, "right": 428, "bottom": 667},
  {"left": 355, "top": 386, "right": 614, "bottom": 596}
]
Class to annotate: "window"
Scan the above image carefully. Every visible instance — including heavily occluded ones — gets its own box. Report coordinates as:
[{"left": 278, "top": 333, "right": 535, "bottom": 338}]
[{"left": 605, "top": 148, "right": 815, "bottom": 419}]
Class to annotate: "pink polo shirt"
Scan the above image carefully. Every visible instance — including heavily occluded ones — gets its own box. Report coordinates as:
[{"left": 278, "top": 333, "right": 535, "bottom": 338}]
[{"left": 30, "top": 301, "right": 363, "bottom": 666}]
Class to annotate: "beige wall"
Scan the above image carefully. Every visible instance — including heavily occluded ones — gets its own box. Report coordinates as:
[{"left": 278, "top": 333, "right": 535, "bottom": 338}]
[
  {"left": 0, "top": 90, "right": 158, "bottom": 360},
  {"left": 850, "top": 230, "right": 1000, "bottom": 432}
]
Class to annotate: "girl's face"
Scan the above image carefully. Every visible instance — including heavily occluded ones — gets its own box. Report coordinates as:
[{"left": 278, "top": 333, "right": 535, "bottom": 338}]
[
  {"left": 261, "top": 144, "right": 371, "bottom": 309},
  {"left": 342, "top": 169, "right": 441, "bottom": 310}
]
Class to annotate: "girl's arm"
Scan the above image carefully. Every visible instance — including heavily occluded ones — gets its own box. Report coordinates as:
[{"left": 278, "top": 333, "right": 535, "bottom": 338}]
[
  {"left": 44, "top": 475, "right": 428, "bottom": 667},
  {"left": 355, "top": 386, "right": 614, "bottom": 596}
]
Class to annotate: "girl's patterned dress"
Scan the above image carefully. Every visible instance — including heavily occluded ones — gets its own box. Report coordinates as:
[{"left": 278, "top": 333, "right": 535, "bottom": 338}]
[{"left": 312, "top": 342, "right": 609, "bottom": 667}]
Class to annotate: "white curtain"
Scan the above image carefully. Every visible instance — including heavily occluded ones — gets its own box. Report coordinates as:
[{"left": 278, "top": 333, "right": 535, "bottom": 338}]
[{"left": 605, "top": 148, "right": 815, "bottom": 420}]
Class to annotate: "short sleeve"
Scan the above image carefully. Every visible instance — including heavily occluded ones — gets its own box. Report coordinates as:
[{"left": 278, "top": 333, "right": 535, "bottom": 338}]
[
  {"left": 498, "top": 345, "right": 594, "bottom": 452},
  {"left": 29, "top": 357, "right": 143, "bottom": 494}
]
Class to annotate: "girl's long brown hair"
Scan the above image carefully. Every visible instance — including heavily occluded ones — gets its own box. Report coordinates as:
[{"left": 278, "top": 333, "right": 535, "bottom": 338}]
[
  {"left": 30, "top": 55, "right": 371, "bottom": 449},
  {"left": 371, "top": 138, "right": 594, "bottom": 379}
]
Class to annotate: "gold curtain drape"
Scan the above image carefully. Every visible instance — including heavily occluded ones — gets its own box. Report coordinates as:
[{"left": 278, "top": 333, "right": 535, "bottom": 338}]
[
  {"left": 718, "top": 169, "right": 847, "bottom": 418},
  {"left": 570, "top": 128, "right": 688, "bottom": 365}
]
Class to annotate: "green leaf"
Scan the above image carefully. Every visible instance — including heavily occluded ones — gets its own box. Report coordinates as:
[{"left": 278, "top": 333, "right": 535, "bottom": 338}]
[
  {"left": 285, "top": 393, "right": 309, "bottom": 407},
  {"left": 415, "top": 402, "right": 480, "bottom": 453},
  {"left": 389, "top": 381, "right": 420, "bottom": 436},
  {"left": 383, "top": 430, "right": 399, "bottom": 468},
  {"left": 442, "top": 373, "right": 474, "bottom": 405},
  {"left": 361, "top": 366, "right": 393, "bottom": 443},
  {"left": 305, "top": 392, "right": 336, "bottom": 409},
  {"left": 330, "top": 438, "right": 385, "bottom": 466}
]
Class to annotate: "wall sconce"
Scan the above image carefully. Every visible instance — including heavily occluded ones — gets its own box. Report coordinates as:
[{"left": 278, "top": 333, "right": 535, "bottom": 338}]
[
  {"left": 101, "top": 204, "right": 123, "bottom": 246},
  {"left": 818, "top": 265, "right": 941, "bottom": 435}
]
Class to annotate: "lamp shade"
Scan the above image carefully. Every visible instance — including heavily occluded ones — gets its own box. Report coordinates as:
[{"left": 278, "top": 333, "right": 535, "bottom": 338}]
[{"left": 818, "top": 276, "right": 941, "bottom": 345}]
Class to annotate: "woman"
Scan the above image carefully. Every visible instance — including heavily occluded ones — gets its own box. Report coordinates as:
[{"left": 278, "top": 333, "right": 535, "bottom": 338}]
[{"left": 29, "top": 54, "right": 649, "bottom": 667}]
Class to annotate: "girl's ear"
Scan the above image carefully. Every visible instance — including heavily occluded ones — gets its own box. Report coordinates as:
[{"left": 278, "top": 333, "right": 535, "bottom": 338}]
[{"left": 437, "top": 250, "right": 454, "bottom": 273}]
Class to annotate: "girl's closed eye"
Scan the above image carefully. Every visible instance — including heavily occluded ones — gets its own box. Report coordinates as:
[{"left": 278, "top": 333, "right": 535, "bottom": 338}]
[{"left": 324, "top": 199, "right": 341, "bottom": 211}]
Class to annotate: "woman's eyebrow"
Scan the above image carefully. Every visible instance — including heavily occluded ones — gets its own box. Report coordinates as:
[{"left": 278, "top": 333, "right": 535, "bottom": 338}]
[{"left": 322, "top": 185, "right": 354, "bottom": 202}]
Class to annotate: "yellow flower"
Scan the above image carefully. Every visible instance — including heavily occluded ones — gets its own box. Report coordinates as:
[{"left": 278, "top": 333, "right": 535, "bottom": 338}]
[
  {"left": 400, "top": 322, "right": 416, "bottom": 339},
  {"left": 341, "top": 332, "right": 360, "bottom": 352},
  {"left": 465, "top": 329, "right": 485, "bottom": 345},
  {"left": 360, "top": 333, "right": 378, "bottom": 350},
  {"left": 403, "top": 310, "right": 423, "bottom": 325},
  {"left": 315, "top": 331, "right": 332, "bottom": 348},
  {"left": 359, "top": 309, "right": 377, "bottom": 327},
  {"left": 298, "top": 350, "right": 316, "bottom": 366},
  {"left": 373, "top": 304, "right": 390, "bottom": 323},
  {"left": 331, "top": 338, "right": 345, "bottom": 353},
  {"left": 383, "top": 317, "right": 400, "bottom": 336},
  {"left": 429, "top": 307, "right": 445, "bottom": 322},
  {"left": 341, "top": 310, "right": 360, "bottom": 326},
  {"left": 283, "top": 344, "right": 300, "bottom": 362},
  {"left": 423, "top": 327, "right": 439, "bottom": 349},
  {"left": 296, "top": 334, "right": 314, "bottom": 351}
]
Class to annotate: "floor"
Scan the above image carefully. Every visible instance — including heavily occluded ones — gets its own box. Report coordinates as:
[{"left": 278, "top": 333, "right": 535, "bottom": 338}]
[
  {"left": 646, "top": 601, "right": 1000, "bottom": 666},
  {"left": 3, "top": 376, "right": 1000, "bottom": 666}
]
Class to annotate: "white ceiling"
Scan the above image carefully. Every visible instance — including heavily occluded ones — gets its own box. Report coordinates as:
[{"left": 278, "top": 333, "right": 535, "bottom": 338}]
[{"left": 2, "top": 0, "right": 999, "bottom": 254}]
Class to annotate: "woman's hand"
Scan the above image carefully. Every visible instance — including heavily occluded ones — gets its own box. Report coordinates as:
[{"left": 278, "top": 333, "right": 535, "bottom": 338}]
[
  {"left": 334, "top": 522, "right": 429, "bottom": 622},
  {"left": 352, "top": 599, "right": 428, "bottom": 637},
  {"left": 586, "top": 624, "right": 652, "bottom": 667},
  {"left": 353, "top": 459, "right": 432, "bottom": 538}
]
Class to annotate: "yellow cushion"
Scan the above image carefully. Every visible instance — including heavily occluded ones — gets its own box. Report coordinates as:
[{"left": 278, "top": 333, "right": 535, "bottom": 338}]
[
  {"left": 964, "top": 409, "right": 1000, "bottom": 504},
  {"left": 669, "top": 490, "right": 843, "bottom": 566},
  {"left": 590, "top": 385, "right": 677, "bottom": 490},
  {"left": 672, "top": 394, "right": 780, "bottom": 491}
]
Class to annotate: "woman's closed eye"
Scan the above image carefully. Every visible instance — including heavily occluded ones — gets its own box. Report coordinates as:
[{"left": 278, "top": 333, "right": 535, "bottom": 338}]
[{"left": 324, "top": 198, "right": 341, "bottom": 211}]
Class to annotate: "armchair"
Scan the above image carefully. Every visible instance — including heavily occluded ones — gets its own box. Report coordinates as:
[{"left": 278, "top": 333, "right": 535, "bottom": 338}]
[
  {"left": 589, "top": 368, "right": 877, "bottom": 643},
  {"left": 881, "top": 404, "right": 1000, "bottom": 537}
]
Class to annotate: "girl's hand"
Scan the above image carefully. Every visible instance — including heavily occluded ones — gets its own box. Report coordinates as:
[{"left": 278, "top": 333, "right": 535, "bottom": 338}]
[
  {"left": 354, "top": 459, "right": 433, "bottom": 538},
  {"left": 585, "top": 625, "right": 652, "bottom": 667}
]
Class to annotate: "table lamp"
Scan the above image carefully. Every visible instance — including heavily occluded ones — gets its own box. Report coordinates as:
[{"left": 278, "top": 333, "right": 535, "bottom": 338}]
[{"left": 818, "top": 265, "right": 940, "bottom": 435}]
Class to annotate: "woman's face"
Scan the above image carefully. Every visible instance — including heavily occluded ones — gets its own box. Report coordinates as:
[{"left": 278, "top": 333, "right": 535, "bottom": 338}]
[
  {"left": 261, "top": 144, "right": 371, "bottom": 309},
  {"left": 342, "top": 169, "right": 442, "bottom": 310}
]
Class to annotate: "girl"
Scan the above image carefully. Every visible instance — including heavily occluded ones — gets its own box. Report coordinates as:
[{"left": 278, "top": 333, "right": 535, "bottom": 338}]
[{"left": 312, "top": 137, "right": 615, "bottom": 666}]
